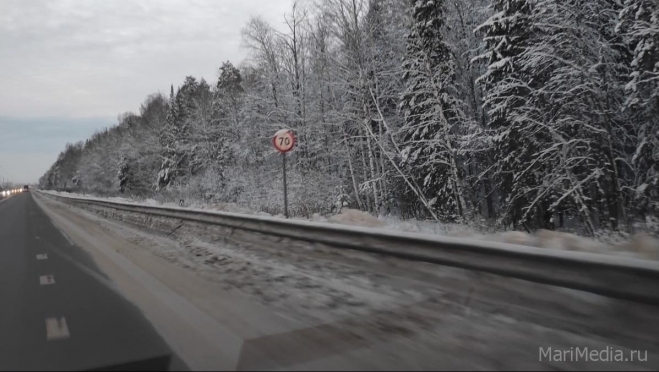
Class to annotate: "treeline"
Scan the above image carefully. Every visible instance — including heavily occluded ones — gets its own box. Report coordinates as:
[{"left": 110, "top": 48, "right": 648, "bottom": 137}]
[{"left": 40, "top": 0, "right": 658, "bottom": 235}]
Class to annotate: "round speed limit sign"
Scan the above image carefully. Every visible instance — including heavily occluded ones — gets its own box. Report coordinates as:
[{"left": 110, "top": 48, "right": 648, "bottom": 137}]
[{"left": 272, "top": 129, "right": 296, "bottom": 153}]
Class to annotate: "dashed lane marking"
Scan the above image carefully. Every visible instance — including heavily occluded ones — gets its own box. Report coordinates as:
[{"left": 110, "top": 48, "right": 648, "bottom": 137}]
[
  {"left": 36, "top": 254, "right": 48, "bottom": 260},
  {"left": 39, "top": 275, "right": 55, "bottom": 285},
  {"left": 45, "top": 317, "right": 70, "bottom": 341}
]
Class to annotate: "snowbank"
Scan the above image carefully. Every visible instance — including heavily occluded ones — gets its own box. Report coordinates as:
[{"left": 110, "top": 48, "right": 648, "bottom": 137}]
[
  {"left": 495, "top": 230, "right": 658, "bottom": 260},
  {"left": 205, "top": 202, "right": 253, "bottom": 214},
  {"left": 328, "top": 209, "right": 386, "bottom": 228}
]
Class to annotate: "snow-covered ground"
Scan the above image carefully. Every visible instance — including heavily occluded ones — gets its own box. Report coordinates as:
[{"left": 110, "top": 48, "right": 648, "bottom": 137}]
[{"left": 42, "top": 190, "right": 659, "bottom": 261}]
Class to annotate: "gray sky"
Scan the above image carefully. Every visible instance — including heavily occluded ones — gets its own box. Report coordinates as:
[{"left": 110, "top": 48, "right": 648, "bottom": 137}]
[{"left": 0, "top": 0, "right": 291, "bottom": 183}]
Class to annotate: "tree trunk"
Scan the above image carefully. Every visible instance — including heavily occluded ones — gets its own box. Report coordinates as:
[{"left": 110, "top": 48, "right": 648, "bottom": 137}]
[
  {"left": 363, "top": 105, "right": 380, "bottom": 213},
  {"left": 358, "top": 131, "right": 371, "bottom": 212},
  {"left": 344, "top": 133, "right": 363, "bottom": 210}
]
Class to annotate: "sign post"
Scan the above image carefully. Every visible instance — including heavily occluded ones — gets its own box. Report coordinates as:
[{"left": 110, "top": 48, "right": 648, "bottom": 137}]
[
  {"left": 272, "top": 129, "right": 296, "bottom": 218},
  {"left": 282, "top": 152, "right": 288, "bottom": 219}
]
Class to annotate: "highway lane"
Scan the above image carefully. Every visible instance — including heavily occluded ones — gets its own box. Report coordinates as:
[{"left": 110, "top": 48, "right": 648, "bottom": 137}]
[{"left": 0, "top": 193, "right": 178, "bottom": 371}]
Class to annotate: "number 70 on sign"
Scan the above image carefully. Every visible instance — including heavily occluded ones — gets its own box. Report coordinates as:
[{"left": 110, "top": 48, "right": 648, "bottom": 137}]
[{"left": 272, "top": 129, "right": 296, "bottom": 153}]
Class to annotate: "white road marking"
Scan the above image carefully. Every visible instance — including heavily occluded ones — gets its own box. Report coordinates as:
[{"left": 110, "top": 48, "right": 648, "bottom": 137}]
[
  {"left": 45, "top": 317, "right": 70, "bottom": 340},
  {"left": 36, "top": 254, "right": 48, "bottom": 260},
  {"left": 39, "top": 275, "right": 55, "bottom": 285}
]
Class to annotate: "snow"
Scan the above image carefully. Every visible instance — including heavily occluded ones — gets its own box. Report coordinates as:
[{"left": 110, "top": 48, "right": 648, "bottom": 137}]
[
  {"left": 206, "top": 202, "right": 254, "bottom": 214},
  {"left": 41, "top": 190, "right": 659, "bottom": 261},
  {"left": 328, "top": 209, "right": 387, "bottom": 228}
]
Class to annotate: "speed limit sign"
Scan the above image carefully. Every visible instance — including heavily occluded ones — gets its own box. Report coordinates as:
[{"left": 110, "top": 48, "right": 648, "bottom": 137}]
[
  {"left": 272, "top": 129, "right": 296, "bottom": 153},
  {"left": 272, "top": 129, "right": 296, "bottom": 219}
]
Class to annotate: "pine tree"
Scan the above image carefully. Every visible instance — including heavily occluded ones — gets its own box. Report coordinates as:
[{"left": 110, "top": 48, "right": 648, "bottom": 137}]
[{"left": 399, "top": 0, "right": 471, "bottom": 221}]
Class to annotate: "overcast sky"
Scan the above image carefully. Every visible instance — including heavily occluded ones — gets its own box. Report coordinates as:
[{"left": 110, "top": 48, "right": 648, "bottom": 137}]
[{"left": 0, "top": 0, "right": 291, "bottom": 183}]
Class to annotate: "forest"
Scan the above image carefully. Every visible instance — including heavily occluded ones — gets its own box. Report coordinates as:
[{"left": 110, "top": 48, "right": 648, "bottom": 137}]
[{"left": 40, "top": 0, "right": 658, "bottom": 236}]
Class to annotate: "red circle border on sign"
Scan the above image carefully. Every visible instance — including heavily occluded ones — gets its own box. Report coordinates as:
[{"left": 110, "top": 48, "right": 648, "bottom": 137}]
[{"left": 272, "top": 129, "right": 296, "bottom": 153}]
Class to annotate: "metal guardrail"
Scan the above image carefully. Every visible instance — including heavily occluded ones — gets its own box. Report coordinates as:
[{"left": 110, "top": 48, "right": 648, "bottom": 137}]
[{"left": 39, "top": 191, "right": 659, "bottom": 305}]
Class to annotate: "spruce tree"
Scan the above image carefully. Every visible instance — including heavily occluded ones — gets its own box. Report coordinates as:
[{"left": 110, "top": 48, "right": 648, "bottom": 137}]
[
  {"left": 399, "top": 0, "right": 471, "bottom": 221},
  {"left": 474, "top": 0, "right": 537, "bottom": 229},
  {"left": 618, "top": 0, "right": 659, "bottom": 220}
]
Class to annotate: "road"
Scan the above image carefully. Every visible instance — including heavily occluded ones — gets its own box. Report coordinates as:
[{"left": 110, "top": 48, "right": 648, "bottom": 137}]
[
  {"left": 3, "top": 191, "right": 657, "bottom": 370},
  {"left": 0, "top": 193, "right": 178, "bottom": 371}
]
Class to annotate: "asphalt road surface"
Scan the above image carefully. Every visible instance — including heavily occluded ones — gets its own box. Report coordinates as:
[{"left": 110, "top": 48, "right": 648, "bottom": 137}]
[{"left": 0, "top": 193, "right": 180, "bottom": 371}]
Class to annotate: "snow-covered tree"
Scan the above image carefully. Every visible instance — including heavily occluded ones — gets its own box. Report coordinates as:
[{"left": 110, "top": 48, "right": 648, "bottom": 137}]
[
  {"left": 399, "top": 0, "right": 472, "bottom": 221},
  {"left": 618, "top": 0, "right": 659, "bottom": 220},
  {"left": 157, "top": 77, "right": 206, "bottom": 189},
  {"left": 39, "top": 0, "right": 656, "bottom": 233},
  {"left": 474, "top": 0, "right": 535, "bottom": 228},
  {"left": 508, "top": 0, "right": 632, "bottom": 234}
]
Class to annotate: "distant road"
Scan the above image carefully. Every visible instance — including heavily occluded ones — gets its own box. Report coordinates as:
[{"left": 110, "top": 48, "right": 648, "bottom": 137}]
[{"left": 0, "top": 193, "right": 175, "bottom": 371}]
